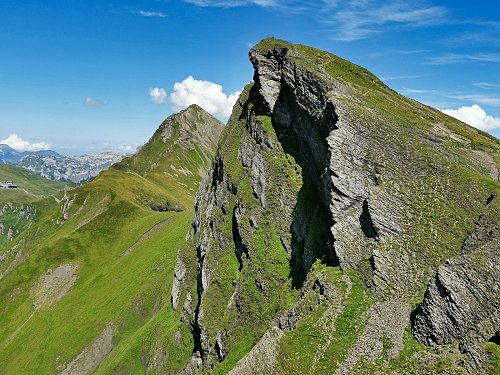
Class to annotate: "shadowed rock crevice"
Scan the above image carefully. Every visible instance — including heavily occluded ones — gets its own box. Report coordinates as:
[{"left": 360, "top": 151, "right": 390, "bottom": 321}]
[
  {"left": 191, "top": 286, "right": 204, "bottom": 360},
  {"left": 268, "top": 83, "right": 338, "bottom": 288},
  {"left": 211, "top": 154, "right": 224, "bottom": 191},
  {"left": 214, "top": 332, "right": 227, "bottom": 363},
  {"left": 489, "top": 332, "right": 500, "bottom": 345},
  {"left": 191, "top": 242, "right": 205, "bottom": 361},
  {"left": 486, "top": 191, "right": 496, "bottom": 205},
  {"left": 232, "top": 205, "right": 249, "bottom": 272},
  {"left": 359, "top": 199, "right": 379, "bottom": 239}
]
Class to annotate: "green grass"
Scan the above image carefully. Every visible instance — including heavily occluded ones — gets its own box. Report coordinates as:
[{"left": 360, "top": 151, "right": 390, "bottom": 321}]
[
  {"left": 251, "top": 37, "right": 293, "bottom": 54},
  {"left": 0, "top": 164, "right": 68, "bottom": 203},
  {"left": 272, "top": 266, "right": 374, "bottom": 374},
  {"left": 0, "top": 210, "right": 190, "bottom": 373},
  {"left": 486, "top": 341, "right": 500, "bottom": 374},
  {"left": 0, "top": 108, "right": 221, "bottom": 373},
  {"left": 0, "top": 165, "right": 68, "bottom": 249}
]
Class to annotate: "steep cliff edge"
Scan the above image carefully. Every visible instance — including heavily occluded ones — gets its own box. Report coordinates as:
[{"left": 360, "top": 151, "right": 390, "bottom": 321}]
[{"left": 175, "top": 39, "right": 500, "bottom": 373}]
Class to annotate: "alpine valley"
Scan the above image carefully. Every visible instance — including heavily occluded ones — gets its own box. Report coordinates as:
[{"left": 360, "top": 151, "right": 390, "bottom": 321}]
[{"left": 0, "top": 39, "right": 498, "bottom": 374}]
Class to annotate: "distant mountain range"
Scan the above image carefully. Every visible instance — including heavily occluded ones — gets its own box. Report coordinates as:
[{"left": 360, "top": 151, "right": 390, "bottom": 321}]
[
  {"left": 0, "top": 144, "right": 125, "bottom": 184},
  {"left": 0, "top": 144, "right": 59, "bottom": 164}
]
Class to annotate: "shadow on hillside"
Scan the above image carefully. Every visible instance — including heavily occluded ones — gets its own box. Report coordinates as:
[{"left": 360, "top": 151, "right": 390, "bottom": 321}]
[{"left": 249, "top": 83, "right": 339, "bottom": 288}]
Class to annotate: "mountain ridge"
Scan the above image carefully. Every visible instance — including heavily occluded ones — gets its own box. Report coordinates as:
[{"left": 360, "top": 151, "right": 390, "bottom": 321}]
[
  {"left": 0, "top": 105, "right": 224, "bottom": 374},
  {"left": 18, "top": 151, "right": 125, "bottom": 184},
  {"left": 0, "top": 144, "right": 60, "bottom": 164}
]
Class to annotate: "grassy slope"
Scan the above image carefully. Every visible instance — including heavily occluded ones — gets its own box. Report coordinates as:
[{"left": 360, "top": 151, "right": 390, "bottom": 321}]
[
  {"left": 0, "top": 106, "right": 222, "bottom": 373},
  {"left": 0, "top": 164, "right": 67, "bottom": 202},
  {"left": 0, "top": 165, "right": 68, "bottom": 249},
  {"left": 203, "top": 39, "right": 500, "bottom": 373}
]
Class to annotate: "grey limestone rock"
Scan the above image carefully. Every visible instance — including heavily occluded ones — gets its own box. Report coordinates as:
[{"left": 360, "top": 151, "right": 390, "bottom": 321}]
[
  {"left": 336, "top": 299, "right": 411, "bottom": 375},
  {"left": 413, "top": 203, "right": 500, "bottom": 370},
  {"left": 171, "top": 257, "right": 187, "bottom": 310},
  {"left": 413, "top": 241, "right": 500, "bottom": 346},
  {"left": 187, "top": 38, "right": 500, "bottom": 372},
  {"left": 7, "top": 227, "right": 14, "bottom": 241}
]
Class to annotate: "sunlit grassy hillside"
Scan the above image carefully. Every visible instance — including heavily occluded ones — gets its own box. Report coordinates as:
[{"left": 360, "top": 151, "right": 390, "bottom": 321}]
[{"left": 0, "top": 105, "right": 224, "bottom": 374}]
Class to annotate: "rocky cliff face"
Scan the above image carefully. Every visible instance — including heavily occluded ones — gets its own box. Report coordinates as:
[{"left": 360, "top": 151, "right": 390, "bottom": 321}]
[{"left": 174, "top": 39, "right": 500, "bottom": 373}]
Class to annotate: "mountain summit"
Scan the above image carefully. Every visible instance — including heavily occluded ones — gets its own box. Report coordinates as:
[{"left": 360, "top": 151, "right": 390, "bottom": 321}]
[{"left": 174, "top": 38, "right": 500, "bottom": 373}]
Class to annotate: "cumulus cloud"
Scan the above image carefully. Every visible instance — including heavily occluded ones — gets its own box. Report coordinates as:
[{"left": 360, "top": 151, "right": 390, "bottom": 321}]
[
  {"left": 0, "top": 134, "right": 50, "bottom": 152},
  {"left": 149, "top": 87, "right": 167, "bottom": 104},
  {"left": 138, "top": 10, "right": 167, "bottom": 17},
  {"left": 440, "top": 105, "right": 500, "bottom": 131},
  {"left": 118, "top": 145, "right": 137, "bottom": 153},
  {"left": 84, "top": 97, "right": 107, "bottom": 106},
  {"left": 169, "top": 76, "right": 241, "bottom": 118}
]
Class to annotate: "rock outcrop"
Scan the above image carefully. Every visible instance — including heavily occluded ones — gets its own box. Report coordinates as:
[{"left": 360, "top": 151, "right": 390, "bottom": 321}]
[
  {"left": 31, "top": 263, "right": 78, "bottom": 309},
  {"left": 58, "top": 324, "right": 114, "bottom": 375},
  {"left": 413, "top": 200, "right": 500, "bottom": 371}
]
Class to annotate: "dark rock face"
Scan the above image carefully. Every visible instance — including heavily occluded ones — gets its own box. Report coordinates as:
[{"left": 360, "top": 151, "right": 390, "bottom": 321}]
[{"left": 176, "top": 39, "right": 500, "bottom": 373}]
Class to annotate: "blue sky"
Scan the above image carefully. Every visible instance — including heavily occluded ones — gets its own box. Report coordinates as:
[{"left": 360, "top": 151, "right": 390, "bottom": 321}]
[{"left": 1, "top": 0, "right": 499, "bottom": 154}]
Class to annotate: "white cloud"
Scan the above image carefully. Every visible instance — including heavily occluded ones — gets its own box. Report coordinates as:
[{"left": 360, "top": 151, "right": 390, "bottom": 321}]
[
  {"left": 84, "top": 97, "right": 107, "bottom": 106},
  {"left": 185, "top": 1, "right": 446, "bottom": 41},
  {"left": 440, "top": 105, "right": 500, "bottom": 131},
  {"left": 149, "top": 87, "right": 167, "bottom": 104},
  {"left": 169, "top": 76, "right": 241, "bottom": 118},
  {"left": 138, "top": 10, "right": 167, "bottom": 17},
  {"left": 425, "top": 53, "right": 500, "bottom": 65},
  {"left": 0, "top": 134, "right": 50, "bottom": 152},
  {"left": 118, "top": 145, "right": 137, "bottom": 153},
  {"left": 185, "top": 0, "right": 280, "bottom": 8}
]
